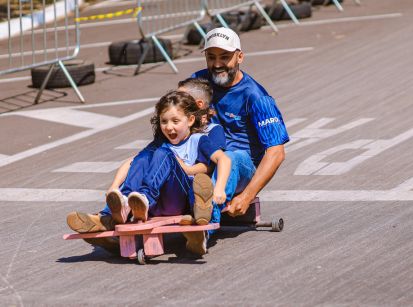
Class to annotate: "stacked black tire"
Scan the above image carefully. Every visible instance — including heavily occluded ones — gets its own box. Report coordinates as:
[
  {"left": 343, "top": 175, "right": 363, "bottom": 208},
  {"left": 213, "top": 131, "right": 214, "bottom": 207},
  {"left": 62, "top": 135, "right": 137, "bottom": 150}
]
[
  {"left": 108, "top": 38, "right": 173, "bottom": 66},
  {"left": 264, "top": 2, "right": 312, "bottom": 21},
  {"left": 31, "top": 60, "right": 95, "bottom": 88},
  {"left": 185, "top": 10, "right": 264, "bottom": 45}
]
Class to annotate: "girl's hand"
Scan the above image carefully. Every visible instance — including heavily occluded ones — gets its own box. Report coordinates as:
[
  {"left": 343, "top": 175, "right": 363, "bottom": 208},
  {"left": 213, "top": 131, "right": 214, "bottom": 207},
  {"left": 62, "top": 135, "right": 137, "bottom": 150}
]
[{"left": 213, "top": 187, "right": 226, "bottom": 204}]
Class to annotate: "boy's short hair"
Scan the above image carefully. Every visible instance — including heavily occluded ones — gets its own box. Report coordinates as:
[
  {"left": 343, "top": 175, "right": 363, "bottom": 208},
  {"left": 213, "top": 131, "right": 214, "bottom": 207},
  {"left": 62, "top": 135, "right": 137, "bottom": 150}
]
[{"left": 178, "top": 78, "right": 213, "bottom": 106}]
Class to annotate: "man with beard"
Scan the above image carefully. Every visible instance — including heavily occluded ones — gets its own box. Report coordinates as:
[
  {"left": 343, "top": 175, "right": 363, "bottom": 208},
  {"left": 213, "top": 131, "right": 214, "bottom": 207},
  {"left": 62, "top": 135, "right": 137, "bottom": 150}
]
[{"left": 191, "top": 27, "right": 289, "bottom": 219}]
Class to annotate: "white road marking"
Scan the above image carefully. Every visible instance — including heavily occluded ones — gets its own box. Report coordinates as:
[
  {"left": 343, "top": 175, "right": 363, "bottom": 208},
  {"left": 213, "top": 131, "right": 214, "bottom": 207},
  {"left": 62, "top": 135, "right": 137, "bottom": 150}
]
[
  {"left": 268, "top": 12, "right": 403, "bottom": 29},
  {"left": 116, "top": 139, "right": 151, "bottom": 149},
  {"left": 295, "top": 127, "right": 413, "bottom": 175},
  {"left": 16, "top": 108, "right": 121, "bottom": 129},
  {"left": 287, "top": 117, "right": 374, "bottom": 153},
  {"left": 53, "top": 161, "right": 123, "bottom": 173},
  {"left": 0, "top": 47, "right": 314, "bottom": 84},
  {"left": 0, "top": 188, "right": 104, "bottom": 202},
  {"left": 0, "top": 154, "right": 9, "bottom": 160},
  {"left": 2, "top": 181, "right": 413, "bottom": 202},
  {"left": 259, "top": 190, "right": 413, "bottom": 202},
  {"left": 0, "top": 105, "right": 155, "bottom": 168}
]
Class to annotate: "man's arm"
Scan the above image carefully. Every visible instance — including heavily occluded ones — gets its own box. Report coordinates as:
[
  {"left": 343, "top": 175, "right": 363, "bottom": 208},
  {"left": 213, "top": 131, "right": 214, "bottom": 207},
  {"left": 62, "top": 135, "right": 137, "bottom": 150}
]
[{"left": 227, "top": 145, "right": 285, "bottom": 216}]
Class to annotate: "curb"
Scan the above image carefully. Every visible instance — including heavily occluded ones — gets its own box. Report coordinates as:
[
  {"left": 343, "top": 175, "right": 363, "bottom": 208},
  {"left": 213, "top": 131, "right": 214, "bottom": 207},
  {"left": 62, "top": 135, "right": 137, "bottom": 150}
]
[{"left": 0, "top": 0, "right": 84, "bottom": 41}]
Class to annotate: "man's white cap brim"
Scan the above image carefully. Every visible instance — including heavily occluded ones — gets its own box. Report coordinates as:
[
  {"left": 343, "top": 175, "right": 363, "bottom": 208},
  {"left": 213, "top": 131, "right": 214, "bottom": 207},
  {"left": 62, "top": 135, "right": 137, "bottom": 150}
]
[{"left": 202, "top": 27, "right": 241, "bottom": 53}]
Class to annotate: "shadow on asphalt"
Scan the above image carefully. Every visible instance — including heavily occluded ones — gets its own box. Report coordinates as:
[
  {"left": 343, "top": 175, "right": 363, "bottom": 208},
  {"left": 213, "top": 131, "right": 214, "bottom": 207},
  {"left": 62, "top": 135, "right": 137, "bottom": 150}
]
[
  {"left": 56, "top": 229, "right": 261, "bottom": 265},
  {"left": 0, "top": 89, "right": 68, "bottom": 114}
]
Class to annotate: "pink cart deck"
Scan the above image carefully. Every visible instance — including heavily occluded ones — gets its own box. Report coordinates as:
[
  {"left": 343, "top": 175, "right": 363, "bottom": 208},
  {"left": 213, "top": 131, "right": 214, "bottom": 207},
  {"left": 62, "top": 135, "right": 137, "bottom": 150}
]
[{"left": 64, "top": 215, "right": 219, "bottom": 263}]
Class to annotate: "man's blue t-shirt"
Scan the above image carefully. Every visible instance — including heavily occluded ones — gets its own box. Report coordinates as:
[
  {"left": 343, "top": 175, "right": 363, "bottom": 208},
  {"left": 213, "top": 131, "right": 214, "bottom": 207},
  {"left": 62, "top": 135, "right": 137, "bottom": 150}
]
[{"left": 191, "top": 69, "right": 289, "bottom": 166}]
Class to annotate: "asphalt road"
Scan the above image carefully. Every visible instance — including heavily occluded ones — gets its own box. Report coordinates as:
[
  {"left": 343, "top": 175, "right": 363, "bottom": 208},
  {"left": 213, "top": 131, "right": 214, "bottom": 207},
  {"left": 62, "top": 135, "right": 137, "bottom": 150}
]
[{"left": 0, "top": 0, "right": 412, "bottom": 305}]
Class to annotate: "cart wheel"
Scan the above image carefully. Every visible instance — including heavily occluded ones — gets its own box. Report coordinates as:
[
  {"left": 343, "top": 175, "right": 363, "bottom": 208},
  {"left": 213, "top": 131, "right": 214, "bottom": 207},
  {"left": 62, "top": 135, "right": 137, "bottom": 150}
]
[
  {"left": 271, "top": 218, "right": 284, "bottom": 232},
  {"left": 137, "top": 249, "right": 146, "bottom": 265}
]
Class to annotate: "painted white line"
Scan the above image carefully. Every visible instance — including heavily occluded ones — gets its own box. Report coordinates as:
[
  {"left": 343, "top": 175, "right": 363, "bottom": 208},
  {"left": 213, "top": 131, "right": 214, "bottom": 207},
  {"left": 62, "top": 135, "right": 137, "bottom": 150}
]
[
  {"left": 0, "top": 76, "right": 31, "bottom": 84},
  {"left": 116, "top": 139, "right": 151, "bottom": 149},
  {"left": 0, "top": 97, "right": 159, "bottom": 117},
  {"left": 16, "top": 108, "right": 121, "bottom": 129},
  {"left": 0, "top": 154, "right": 9, "bottom": 159},
  {"left": 0, "top": 42, "right": 109, "bottom": 60},
  {"left": 53, "top": 161, "right": 123, "bottom": 173},
  {"left": 0, "top": 106, "right": 154, "bottom": 168},
  {"left": 2, "top": 187, "right": 413, "bottom": 202},
  {"left": 259, "top": 190, "right": 413, "bottom": 202},
  {"left": 269, "top": 12, "right": 403, "bottom": 29},
  {"left": 0, "top": 47, "right": 314, "bottom": 84},
  {"left": 0, "top": 188, "right": 104, "bottom": 202}
]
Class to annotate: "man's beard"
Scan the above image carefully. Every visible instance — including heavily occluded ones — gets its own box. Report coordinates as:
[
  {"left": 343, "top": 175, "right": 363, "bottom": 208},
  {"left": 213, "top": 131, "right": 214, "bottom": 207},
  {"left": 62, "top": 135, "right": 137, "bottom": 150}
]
[{"left": 210, "top": 64, "right": 238, "bottom": 87}]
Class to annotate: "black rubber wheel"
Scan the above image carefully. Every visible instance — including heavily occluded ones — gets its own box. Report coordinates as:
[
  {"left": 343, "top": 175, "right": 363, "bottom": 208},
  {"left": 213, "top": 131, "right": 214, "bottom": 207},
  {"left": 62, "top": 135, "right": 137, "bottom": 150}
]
[
  {"left": 265, "top": 3, "right": 312, "bottom": 21},
  {"left": 271, "top": 218, "right": 284, "bottom": 232},
  {"left": 212, "top": 10, "right": 263, "bottom": 32},
  {"left": 108, "top": 38, "right": 173, "bottom": 65},
  {"left": 31, "top": 60, "right": 95, "bottom": 88},
  {"left": 137, "top": 248, "right": 146, "bottom": 265},
  {"left": 185, "top": 22, "right": 214, "bottom": 45}
]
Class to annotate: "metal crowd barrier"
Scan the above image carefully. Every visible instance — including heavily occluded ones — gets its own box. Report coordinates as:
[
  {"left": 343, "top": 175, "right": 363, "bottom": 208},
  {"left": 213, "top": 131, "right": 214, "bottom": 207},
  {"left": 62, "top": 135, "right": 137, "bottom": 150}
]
[
  {"left": 321, "top": 0, "right": 361, "bottom": 12},
  {"left": 136, "top": 0, "right": 207, "bottom": 74},
  {"left": 0, "top": 0, "right": 84, "bottom": 103},
  {"left": 204, "top": 0, "right": 281, "bottom": 33}
]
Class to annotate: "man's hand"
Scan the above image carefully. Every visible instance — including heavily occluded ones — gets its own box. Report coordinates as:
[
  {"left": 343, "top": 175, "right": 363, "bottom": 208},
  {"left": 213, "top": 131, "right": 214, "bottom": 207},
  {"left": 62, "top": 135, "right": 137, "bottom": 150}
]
[{"left": 227, "top": 193, "right": 253, "bottom": 217}]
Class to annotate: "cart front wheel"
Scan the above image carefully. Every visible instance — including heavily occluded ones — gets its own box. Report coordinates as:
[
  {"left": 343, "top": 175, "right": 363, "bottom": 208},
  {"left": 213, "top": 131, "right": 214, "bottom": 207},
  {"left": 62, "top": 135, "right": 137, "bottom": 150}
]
[{"left": 137, "top": 249, "right": 146, "bottom": 265}]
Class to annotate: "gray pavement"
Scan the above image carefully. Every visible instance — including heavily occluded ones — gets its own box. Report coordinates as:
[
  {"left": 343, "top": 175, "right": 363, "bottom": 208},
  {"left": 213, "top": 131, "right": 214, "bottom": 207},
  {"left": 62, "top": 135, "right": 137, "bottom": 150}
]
[{"left": 0, "top": 0, "right": 413, "bottom": 305}]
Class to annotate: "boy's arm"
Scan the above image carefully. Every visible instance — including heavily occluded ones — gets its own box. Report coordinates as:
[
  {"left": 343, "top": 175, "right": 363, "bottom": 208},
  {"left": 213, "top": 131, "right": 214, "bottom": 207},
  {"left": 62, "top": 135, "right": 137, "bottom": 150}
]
[
  {"left": 210, "top": 150, "right": 231, "bottom": 204},
  {"left": 107, "top": 157, "right": 133, "bottom": 193}
]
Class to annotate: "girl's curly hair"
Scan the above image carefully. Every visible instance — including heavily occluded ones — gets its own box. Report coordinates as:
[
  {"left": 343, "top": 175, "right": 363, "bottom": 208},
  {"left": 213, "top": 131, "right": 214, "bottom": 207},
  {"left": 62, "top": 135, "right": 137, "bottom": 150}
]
[{"left": 150, "top": 90, "right": 206, "bottom": 141}]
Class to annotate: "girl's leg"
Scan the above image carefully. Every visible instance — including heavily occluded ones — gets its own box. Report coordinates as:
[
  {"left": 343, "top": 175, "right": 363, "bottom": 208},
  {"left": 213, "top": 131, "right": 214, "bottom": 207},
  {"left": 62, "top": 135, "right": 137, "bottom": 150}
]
[
  {"left": 99, "top": 144, "right": 157, "bottom": 217},
  {"left": 136, "top": 147, "right": 193, "bottom": 217}
]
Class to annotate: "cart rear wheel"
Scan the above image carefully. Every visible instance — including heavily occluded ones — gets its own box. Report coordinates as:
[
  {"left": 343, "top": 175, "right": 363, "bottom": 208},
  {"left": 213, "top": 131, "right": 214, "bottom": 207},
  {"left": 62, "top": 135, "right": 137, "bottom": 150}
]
[{"left": 271, "top": 218, "right": 284, "bottom": 232}]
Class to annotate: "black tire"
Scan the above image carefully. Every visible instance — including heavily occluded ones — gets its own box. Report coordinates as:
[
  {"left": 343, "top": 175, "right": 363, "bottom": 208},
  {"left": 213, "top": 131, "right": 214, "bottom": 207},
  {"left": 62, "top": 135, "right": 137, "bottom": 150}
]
[
  {"left": 31, "top": 60, "right": 95, "bottom": 88},
  {"left": 108, "top": 38, "right": 173, "bottom": 65},
  {"left": 185, "top": 22, "right": 214, "bottom": 45},
  {"left": 265, "top": 3, "right": 312, "bottom": 21},
  {"left": 212, "top": 10, "right": 263, "bottom": 32}
]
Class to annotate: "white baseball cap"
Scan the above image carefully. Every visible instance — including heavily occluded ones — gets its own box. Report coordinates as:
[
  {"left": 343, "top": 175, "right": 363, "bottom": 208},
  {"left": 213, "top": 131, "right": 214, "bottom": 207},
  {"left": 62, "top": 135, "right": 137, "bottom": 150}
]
[{"left": 203, "top": 27, "right": 241, "bottom": 52}]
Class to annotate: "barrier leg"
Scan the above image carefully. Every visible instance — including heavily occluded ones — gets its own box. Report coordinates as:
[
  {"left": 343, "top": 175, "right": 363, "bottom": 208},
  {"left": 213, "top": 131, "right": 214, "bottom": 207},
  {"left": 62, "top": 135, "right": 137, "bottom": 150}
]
[
  {"left": 253, "top": 1, "right": 279, "bottom": 34},
  {"left": 34, "top": 64, "right": 55, "bottom": 104},
  {"left": 193, "top": 21, "right": 206, "bottom": 38},
  {"left": 215, "top": 13, "right": 230, "bottom": 28},
  {"left": 279, "top": 0, "right": 300, "bottom": 24},
  {"left": 134, "top": 42, "right": 151, "bottom": 75},
  {"left": 329, "top": 0, "right": 344, "bottom": 11},
  {"left": 57, "top": 60, "right": 85, "bottom": 103},
  {"left": 151, "top": 36, "right": 178, "bottom": 74},
  {"left": 193, "top": 21, "right": 207, "bottom": 47}
]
